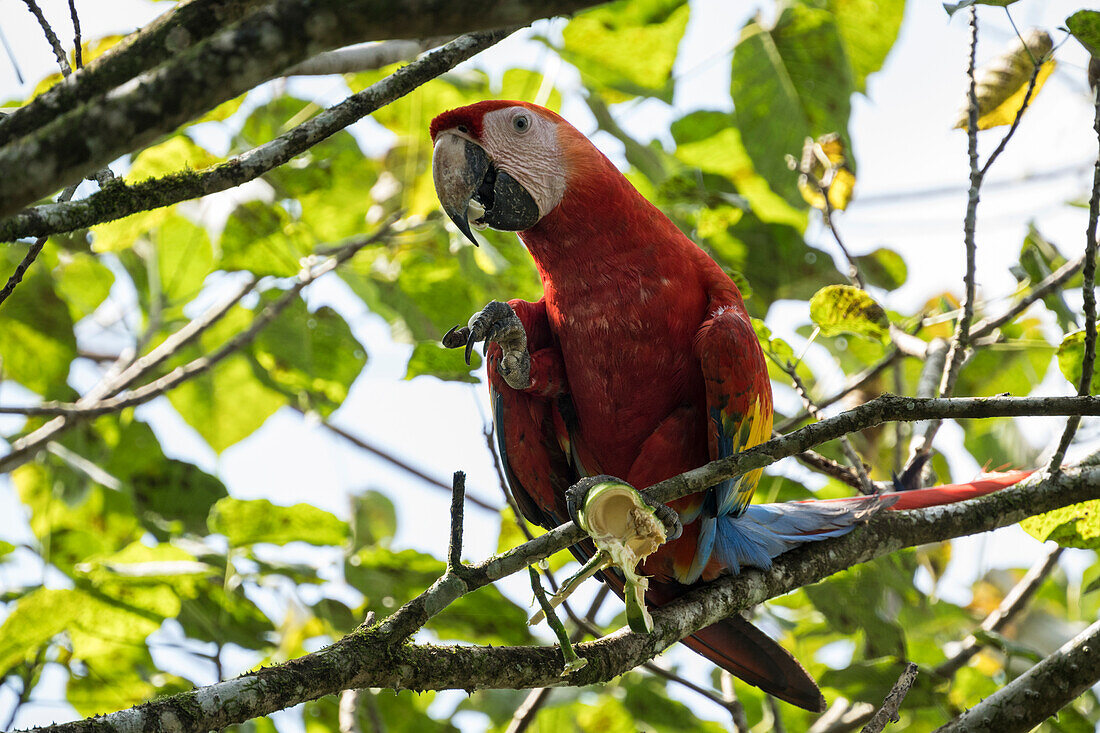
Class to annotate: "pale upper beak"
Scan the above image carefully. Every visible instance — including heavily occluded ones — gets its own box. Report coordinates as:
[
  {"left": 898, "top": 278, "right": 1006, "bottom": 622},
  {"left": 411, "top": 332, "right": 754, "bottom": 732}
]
[{"left": 432, "top": 131, "right": 540, "bottom": 246}]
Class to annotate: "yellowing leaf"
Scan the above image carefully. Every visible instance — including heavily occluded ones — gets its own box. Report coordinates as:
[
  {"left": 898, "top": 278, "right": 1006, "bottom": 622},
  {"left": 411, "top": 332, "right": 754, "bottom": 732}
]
[
  {"left": 797, "top": 133, "right": 856, "bottom": 211},
  {"left": 954, "top": 30, "right": 1054, "bottom": 131},
  {"left": 809, "top": 284, "right": 890, "bottom": 340},
  {"left": 1021, "top": 500, "right": 1100, "bottom": 550}
]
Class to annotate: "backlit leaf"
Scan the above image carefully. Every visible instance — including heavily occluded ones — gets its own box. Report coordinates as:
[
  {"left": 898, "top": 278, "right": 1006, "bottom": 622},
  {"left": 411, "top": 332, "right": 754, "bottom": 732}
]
[
  {"left": 809, "top": 285, "right": 890, "bottom": 340},
  {"left": 1068, "top": 11, "right": 1100, "bottom": 58},
  {"left": 1057, "top": 331, "right": 1100, "bottom": 394},
  {"left": 1021, "top": 501, "right": 1100, "bottom": 550},
  {"left": 209, "top": 497, "right": 348, "bottom": 547},
  {"left": 855, "top": 247, "right": 908, "bottom": 290},
  {"left": 953, "top": 30, "right": 1054, "bottom": 131}
]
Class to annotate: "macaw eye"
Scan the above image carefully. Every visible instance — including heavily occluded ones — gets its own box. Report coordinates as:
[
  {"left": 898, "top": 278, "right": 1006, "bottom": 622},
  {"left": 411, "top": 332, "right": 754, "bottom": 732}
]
[{"left": 512, "top": 114, "right": 531, "bottom": 133}]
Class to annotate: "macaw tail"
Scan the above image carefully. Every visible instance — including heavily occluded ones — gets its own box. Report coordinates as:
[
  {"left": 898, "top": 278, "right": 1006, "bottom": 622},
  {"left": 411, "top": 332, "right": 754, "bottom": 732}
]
[{"left": 710, "top": 470, "right": 1033, "bottom": 574}]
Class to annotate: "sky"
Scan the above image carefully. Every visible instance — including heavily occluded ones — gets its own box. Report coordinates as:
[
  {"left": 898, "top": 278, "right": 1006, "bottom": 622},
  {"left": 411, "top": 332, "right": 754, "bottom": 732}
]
[{"left": 0, "top": 0, "right": 1098, "bottom": 729}]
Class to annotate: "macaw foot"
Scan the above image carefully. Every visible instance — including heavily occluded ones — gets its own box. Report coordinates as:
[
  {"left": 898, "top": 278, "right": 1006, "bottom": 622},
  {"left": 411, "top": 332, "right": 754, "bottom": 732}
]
[
  {"left": 443, "top": 300, "right": 530, "bottom": 390},
  {"left": 529, "top": 476, "right": 681, "bottom": 633}
]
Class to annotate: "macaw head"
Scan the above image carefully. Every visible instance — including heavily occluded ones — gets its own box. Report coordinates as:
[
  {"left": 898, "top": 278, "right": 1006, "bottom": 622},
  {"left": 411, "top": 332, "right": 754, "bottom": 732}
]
[{"left": 430, "top": 100, "right": 579, "bottom": 246}]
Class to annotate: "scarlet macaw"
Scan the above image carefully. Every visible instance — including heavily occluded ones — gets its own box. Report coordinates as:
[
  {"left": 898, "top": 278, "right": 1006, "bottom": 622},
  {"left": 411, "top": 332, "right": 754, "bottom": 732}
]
[{"left": 430, "top": 100, "right": 1027, "bottom": 710}]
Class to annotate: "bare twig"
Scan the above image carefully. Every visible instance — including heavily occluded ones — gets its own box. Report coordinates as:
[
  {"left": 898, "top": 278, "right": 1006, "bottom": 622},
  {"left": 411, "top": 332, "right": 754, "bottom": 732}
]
[
  {"left": 504, "top": 687, "right": 552, "bottom": 733},
  {"left": 0, "top": 273, "right": 256, "bottom": 472},
  {"left": 720, "top": 671, "right": 751, "bottom": 733},
  {"left": 0, "top": 221, "right": 395, "bottom": 426},
  {"left": 934, "top": 545, "right": 1063, "bottom": 678},
  {"left": 784, "top": 365, "right": 874, "bottom": 494},
  {"left": 337, "top": 689, "right": 362, "bottom": 733},
  {"left": 861, "top": 663, "right": 918, "bottom": 733},
  {"left": 67, "top": 0, "right": 81, "bottom": 69},
  {"left": 766, "top": 694, "right": 786, "bottom": 733},
  {"left": 21, "top": 0, "right": 70, "bottom": 76},
  {"left": 447, "top": 472, "right": 467, "bottom": 573},
  {"left": 1049, "top": 85, "right": 1100, "bottom": 472},
  {"left": 970, "top": 254, "right": 1086, "bottom": 340},
  {"left": 0, "top": 182, "right": 77, "bottom": 308},
  {"left": 776, "top": 348, "right": 903, "bottom": 433},
  {"left": 309, "top": 412, "right": 500, "bottom": 512},
  {"left": 807, "top": 699, "right": 876, "bottom": 733},
  {"left": 790, "top": 444, "right": 866, "bottom": 491},
  {"left": 935, "top": 618, "right": 1100, "bottom": 732}
]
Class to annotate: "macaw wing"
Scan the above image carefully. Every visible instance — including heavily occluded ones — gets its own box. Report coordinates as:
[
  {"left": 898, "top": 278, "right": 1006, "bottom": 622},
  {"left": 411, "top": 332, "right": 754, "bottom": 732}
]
[
  {"left": 488, "top": 346, "right": 579, "bottom": 532},
  {"left": 680, "top": 304, "right": 773, "bottom": 582}
]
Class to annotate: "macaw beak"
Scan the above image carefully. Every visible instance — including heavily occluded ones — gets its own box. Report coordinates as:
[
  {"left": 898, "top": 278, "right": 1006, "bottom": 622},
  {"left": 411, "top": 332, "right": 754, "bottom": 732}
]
[{"left": 432, "top": 132, "right": 540, "bottom": 247}]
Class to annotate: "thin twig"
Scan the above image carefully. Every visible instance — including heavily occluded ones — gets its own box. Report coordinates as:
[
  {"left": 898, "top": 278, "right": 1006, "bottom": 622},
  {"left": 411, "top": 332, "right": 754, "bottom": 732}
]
[
  {"left": 0, "top": 221, "right": 395, "bottom": 424},
  {"left": 934, "top": 545, "right": 1063, "bottom": 678},
  {"left": 935, "top": 618, "right": 1100, "bottom": 732},
  {"left": 21, "top": 0, "right": 70, "bottom": 76},
  {"left": 790, "top": 443, "right": 866, "bottom": 491},
  {"left": 0, "top": 273, "right": 256, "bottom": 472},
  {"left": 776, "top": 348, "right": 903, "bottom": 433},
  {"left": 785, "top": 365, "right": 874, "bottom": 494},
  {"left": 860, "top": 663, "right": 917, "bottom": 733},
  {"left": 807, "top": 699, "right": 876, "bottom": 733},
  {"left": 447, "top": 472, "right": 467, "bottom": 573},
  {"left": 311, "top": 412, "right": 500, "bottom": 512},
  {"left": 0, "top": 182, "right": 77, "bottom": 308},
  {"left": 970, "top": 254, "right": 1086, "bottom": 340},
  {"left": 766, "top": 695, "right": 786, "bottom": 733},
  {"left": 720, "top": 671, "right": 751, "bottom": 733},
  {"left": 67, "top": 0, "right": 81, "bottom": 69},
  {"left": 1048, "top": 84, "right": 1100, "bottom": 472},
  {"left": 284, "top": 37, "right": 454, "bottom": 75}
]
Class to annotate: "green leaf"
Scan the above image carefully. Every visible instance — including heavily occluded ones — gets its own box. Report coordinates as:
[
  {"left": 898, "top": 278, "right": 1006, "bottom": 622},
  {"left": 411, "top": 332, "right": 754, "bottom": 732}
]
[
  {"left": 0, "top": 588, "right": 77, "bottom": 673},
  {"left": 809, "top": 285, "right": 890, "bottom": 340},
  {"left": 1057, "top": 331, "right": 1100, "bottom": 394},
  {"left": 854, "top": 247, "right": 908, "bottom": 290},
  {"left": 497, "top": 507, "right": 574, "bottom": 572},
  {"left": 957, "top": 318, "right": 1052, "bottom": 397},
  {"left": 250, "top": 295, "right": 366, "bottom": 415},
  {"left": 671, "top": 110, "right": 807, "bottom": 229},
  {"left": 68, "top": 647, "right": 191, "bottom": 717},
  {"left": 828, "top": 0, "right": 905, "bottom": 91},
  {"left": 127, "top": 135, "right": 218, "bottom": 183},
  {"left": 176, "top": 583, "right": 275, "bottom": 650},
  {"left": 209, "top": 497, "right": 349, "bottom": 548},
  {"left": 406, "top": 341, "right": 480, "bottom": 383},
  {"left": 1068, "top": 11, "right": 1100, "bottom": 58},
  {"left": 1021, "top": 501, "right": 1100, "bottom": 550},
  {"left": 154, "top": 214, "right": 215, "bottom": 305},
  {"left": 164, "top": 306, "right": 287, "bottom": 452},
  {"left": 351, "top": 490, "right": 397, "bottom": 551},
  {"left": 561, "top": 0, "right": 689, "bottom": 103},
  {"left": 731, "top": 5, "right": 854, "bottom": 204},
  {"left": 53, "top": 252, "right": 115, "bottom": 321},
  {"left": 219, "top": 201, "right": 313, "bottom": 278},
  {"left": 128, "top": 458, "right": 229, "bottom": 539},
  {"left": 0, "top": 249, "right": 77, "bottom": 397},
  {"left": 943, "top": 0, "right": 1018, "bottom": 15}
]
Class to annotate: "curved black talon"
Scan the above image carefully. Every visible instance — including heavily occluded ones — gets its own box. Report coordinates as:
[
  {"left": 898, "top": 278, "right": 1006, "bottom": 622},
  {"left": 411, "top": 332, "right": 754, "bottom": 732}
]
[
  {"left": 442, "top": 325, "right": 468, "bottom": 349},
  {"left": 464, "top": 332, "right": 478, "bottom": 366},
  {"left": 565, "top": 475, "right": 616, "bottom": 527}
]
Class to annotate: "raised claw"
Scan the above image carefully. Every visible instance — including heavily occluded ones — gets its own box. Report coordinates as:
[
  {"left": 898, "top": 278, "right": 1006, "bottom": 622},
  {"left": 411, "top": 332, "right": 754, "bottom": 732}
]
[
  {"left": 442, "top": 324, "right": 469, "bottom": 350},
  {"left": 443, "top": 300, "right": 531, "bottom": 389}
]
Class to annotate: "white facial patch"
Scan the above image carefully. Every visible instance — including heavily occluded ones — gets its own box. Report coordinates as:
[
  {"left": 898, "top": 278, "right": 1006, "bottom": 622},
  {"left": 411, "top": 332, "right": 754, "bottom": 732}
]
[{"left": 479, "top": 107, "right": 567, "bottom": 219}]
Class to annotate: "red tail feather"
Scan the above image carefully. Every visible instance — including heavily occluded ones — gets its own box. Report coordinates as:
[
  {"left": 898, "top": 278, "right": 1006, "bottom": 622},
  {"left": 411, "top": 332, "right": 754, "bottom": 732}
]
[{"left": 882, "top": 469, "right": 1033, "bottom": 511}]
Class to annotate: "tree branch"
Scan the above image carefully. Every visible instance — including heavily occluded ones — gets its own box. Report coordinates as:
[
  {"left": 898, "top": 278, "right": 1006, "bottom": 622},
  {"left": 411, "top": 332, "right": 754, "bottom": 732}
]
[
  {"left": 283, "top": 37, "right": 454, "bottom": 76},
  {"left": 935, "top": 618, "right": 1100, "bottom": 733},
  {"left": 28, "top": 464, "right": 1100, "bottom": 733},
  {"left": 860, "top": 663, "right": 917, "bottom": 733},
  {"left": 0, "top": 0, "right": 606, "bottom": 218},
  {"left": 933, "top": 545, "right": 1063, "bottom": 679},
  {"left": 0, "top": 27, "right": 516, "bottom": 243}
]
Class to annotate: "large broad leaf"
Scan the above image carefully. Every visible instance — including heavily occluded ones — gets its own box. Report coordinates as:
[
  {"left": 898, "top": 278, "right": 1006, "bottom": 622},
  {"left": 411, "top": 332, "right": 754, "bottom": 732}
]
[
  {"left": 154, "top": 214, "right": 216, "bottom": 305},
  {"left": 0, "top": 249, "right": 77, "bottom": 397},
  {"left": 68, "top": 645, "right": 191, "bottom": 717},
  {"left": 176, "top": 583, "right": 275, "bottom": 650},
  {"left": 953, "top": 30, "right": 1054, "bottom": 131},
  {"left": 249, "top": 295, "right": 366, "bottom": 415},
  {"left": 560, "top": 0, "right": 689, "bottom": 103},
  {"left": 855, "top": 247, "right": 908, "bottom": 290},
  {"left": 1021, "top": 501, "right": 1100, "bottom": 550},
  {"left": 671, "top": 110, "right": 807, "bottom": 229},
  {"left": 208, "top": 497, "right": 349, "bottom": 548},
  {"left": 405, "top": 341, "right": 480, "bottom": 383},
  {"left": 165, "top": 306, "right": 287, "bottom": 452},
  {"left": 350, "top": 490, "right": 397, "bottom": 551},
  {"left": 731, "top": 5, "right": 855, "bottom": 205},
  {"left": 52, "top": 251, "right": 115, "bottom": 322},
  {"left": 956, "top": 318, "right": 1052, "bottom": 397},
  {"left": 828, "top": 0, "right": 905, "bottom": 91},
  {"left": 218, "top": 201, "right": 313, "bottom": 278}
]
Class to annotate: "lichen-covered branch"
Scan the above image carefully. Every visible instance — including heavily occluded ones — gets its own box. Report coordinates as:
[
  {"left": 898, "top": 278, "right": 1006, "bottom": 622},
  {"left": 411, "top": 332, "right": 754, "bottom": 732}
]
[
  {"left": 283, "top": 37, "right": 453, "bottom": 76},
  {"left": 29, "top": 465, "right": 1100, "bottom": 733},
  {"left": 935, "top": 618, "right": 1100, "bottom": 733},
  {"left": 0, "top": 0, "right": 606, "bottom": 218},
  {"left": 0, "top": 28, "right": 515, "bottom": 242}
]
